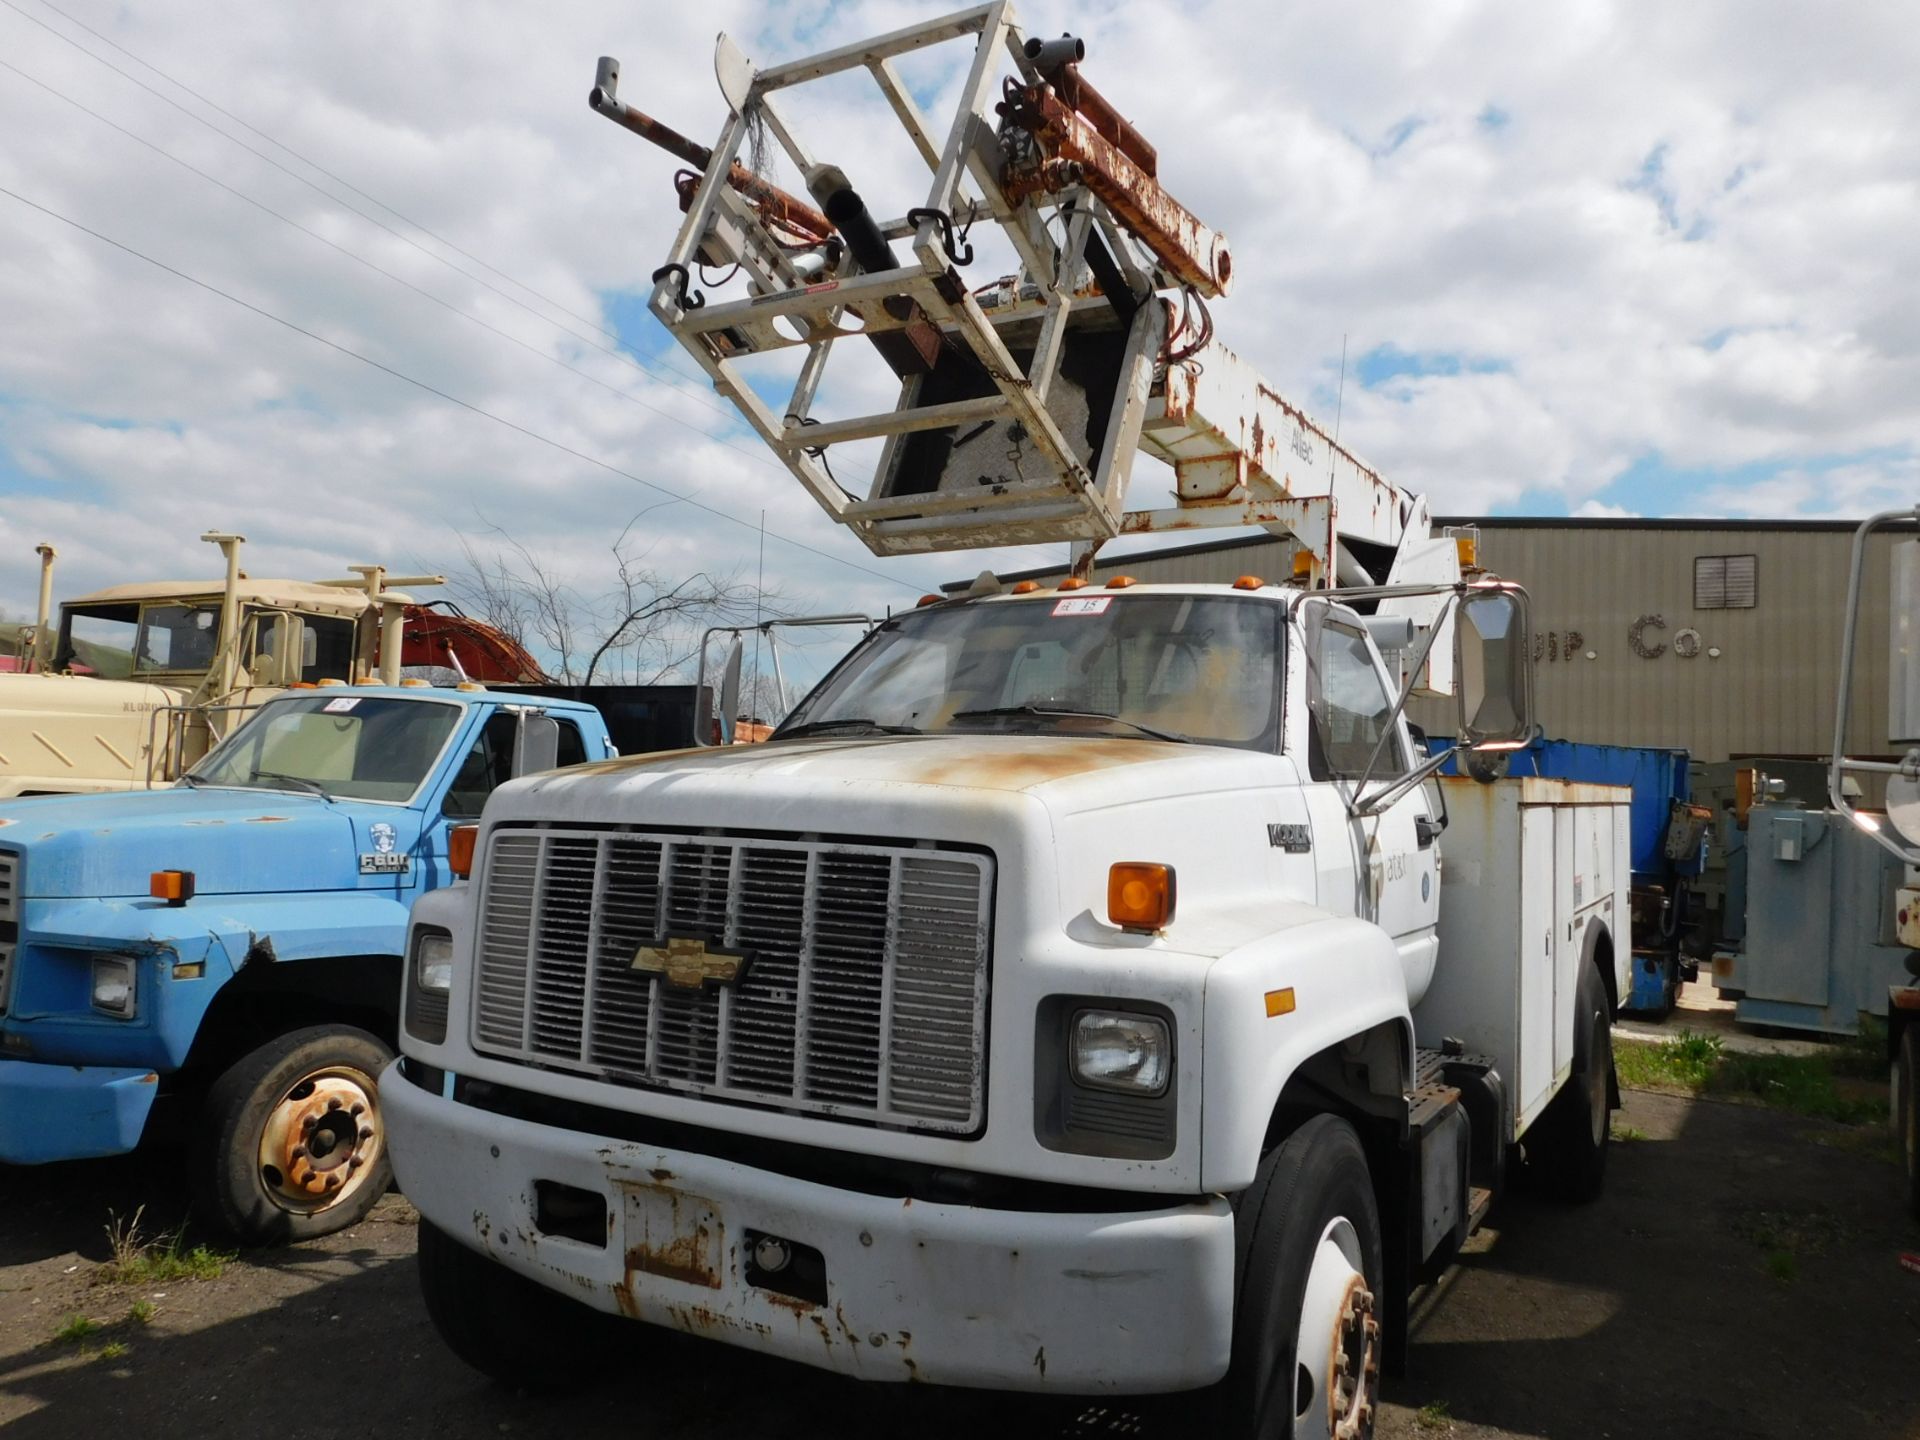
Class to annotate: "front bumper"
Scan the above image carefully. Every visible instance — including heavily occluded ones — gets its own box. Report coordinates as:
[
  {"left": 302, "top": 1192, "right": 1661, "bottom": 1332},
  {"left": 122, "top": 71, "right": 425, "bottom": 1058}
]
[
  {"left": 384, "top": 1064, "right": 1235, "bottom": 1393},
  {"left": 0, "top": 1060, "right": 159, "bottom": 1163}
]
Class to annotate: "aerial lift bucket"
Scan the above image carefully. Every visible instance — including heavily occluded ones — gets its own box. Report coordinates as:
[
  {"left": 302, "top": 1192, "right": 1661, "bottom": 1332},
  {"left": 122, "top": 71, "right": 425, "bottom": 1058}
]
[{"left": 593, "top": 4, "right": 1462, "bottom": 686}]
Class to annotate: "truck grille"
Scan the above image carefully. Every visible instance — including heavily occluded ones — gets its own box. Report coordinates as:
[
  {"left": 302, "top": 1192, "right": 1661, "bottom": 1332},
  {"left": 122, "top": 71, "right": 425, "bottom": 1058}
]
[
  {"left": 469, "top": 828, "right": 993, "bottom": 1134},
  {"left": 0, "top": 850, "right": 16, "bottom": 1014}
]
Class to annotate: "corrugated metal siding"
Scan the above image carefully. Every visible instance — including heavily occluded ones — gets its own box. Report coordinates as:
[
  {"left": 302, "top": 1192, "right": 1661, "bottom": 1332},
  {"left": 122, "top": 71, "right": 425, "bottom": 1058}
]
[{"left": 999, "top": 525, "right": 1896, "bottom": 764}]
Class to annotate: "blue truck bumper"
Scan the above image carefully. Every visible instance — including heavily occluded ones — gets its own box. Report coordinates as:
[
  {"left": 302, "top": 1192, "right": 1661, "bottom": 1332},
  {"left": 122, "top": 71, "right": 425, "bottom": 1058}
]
[{"left": 0, "top": 1060, "right": 161, "bottom": 1164}]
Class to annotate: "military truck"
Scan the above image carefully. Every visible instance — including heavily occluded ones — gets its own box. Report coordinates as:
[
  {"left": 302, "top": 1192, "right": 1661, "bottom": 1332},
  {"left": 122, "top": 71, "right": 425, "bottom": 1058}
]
[{"left": 0, "top": 532, "right": 512, "bottom": 799}]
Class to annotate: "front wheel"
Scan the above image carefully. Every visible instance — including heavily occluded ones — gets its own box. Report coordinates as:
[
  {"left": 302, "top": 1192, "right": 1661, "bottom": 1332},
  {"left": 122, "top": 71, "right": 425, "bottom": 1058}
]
[
  {"left": 193, "top": 1025, "right": 394, "bottom": 1245},
  {"left": 1207, "top": 1114, "right": 1384, "bottom": 1439},
  {"left": 417, "top": 1219, "right": 623, "bottom": 1388},
  {"left": 1897, "top": 1025, "right": 1919, "bottom": 1220}
]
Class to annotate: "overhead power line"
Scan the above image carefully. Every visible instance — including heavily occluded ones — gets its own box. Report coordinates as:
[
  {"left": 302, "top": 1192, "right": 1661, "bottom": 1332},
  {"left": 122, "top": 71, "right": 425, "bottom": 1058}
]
[
  {"left": 33, "top": 0, "right": 642, "bottom": 355},
  {"left": 0, "top": 182, "right": 920, "bottom": 595},
  {"left": 0, "top": 54, "right": 760, "bottom": 451},
  {"left": 0, "top": 0, "right": 721, "bottom": 400}
]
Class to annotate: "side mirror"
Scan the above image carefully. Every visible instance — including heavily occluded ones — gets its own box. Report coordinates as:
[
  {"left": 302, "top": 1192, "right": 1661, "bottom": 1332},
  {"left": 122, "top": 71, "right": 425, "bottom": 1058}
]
[
  {"left": 1455, "top": 586, "right": 1532, "bottom": 747},
  {"left": 718, "top": 638, "right": 744, "bottom": 746},
  {"left": 512, "top": 711, "right": 561, "bottom": 777},
  {"left": 271, "top": 614, "right": 303, "bottom": 686}
]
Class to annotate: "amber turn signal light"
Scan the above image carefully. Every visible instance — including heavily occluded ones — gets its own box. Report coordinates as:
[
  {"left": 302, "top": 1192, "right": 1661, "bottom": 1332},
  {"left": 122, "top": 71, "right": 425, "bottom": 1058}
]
[
  {"left": 448, "top": 825, "right": 479, "bottom": 880},
  {"left": 150, "top": 870, "right": 195, "bottom": 906},
  {"left": 1108, "top": 862, "right": 1175, "bottom": 932}
]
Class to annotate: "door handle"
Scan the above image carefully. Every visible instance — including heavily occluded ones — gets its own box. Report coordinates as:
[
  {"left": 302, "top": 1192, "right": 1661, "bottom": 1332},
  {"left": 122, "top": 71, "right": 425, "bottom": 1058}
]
[{"left": 1415, "top": 816, "right": 1440, "bottom": 849}]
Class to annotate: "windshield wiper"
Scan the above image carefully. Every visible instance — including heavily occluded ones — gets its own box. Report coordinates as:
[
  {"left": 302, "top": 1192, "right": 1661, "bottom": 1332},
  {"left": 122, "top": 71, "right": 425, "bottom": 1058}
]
[
  {"left": 252, "top": 770, "right": 334, "bottom": 800},
  {"left": 779, "top": 718, "right": 923, "bottom": 739},
  {"left": 951, "top": 704, "right": 1191, "bottom": 744},
  {"left": 177, "top": 772, "right": 207, "bottom": 788}
]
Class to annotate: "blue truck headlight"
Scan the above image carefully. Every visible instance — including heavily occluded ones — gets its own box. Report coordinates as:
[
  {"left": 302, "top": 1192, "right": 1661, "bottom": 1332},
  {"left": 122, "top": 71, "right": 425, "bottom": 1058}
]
[
  {"left": 1070, "top": 1009, "right": 1170, "bottom": 1095},
  {"left": 90, "top": 954, "right": 137, "bottom": 1018}
]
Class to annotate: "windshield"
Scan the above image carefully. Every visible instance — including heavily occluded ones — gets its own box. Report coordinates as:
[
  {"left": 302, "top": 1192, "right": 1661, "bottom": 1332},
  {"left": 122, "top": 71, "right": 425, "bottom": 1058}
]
[
  {"left": 56, "top": 604, "right": 139, "bottom": 678},
  {"left": 187, "top": 694, "right": 461, "bottom": 802},
  {"left": 136, "top": 603, "right": 221, "bottom": 673},
  {"left": 781, "top": 594, "right": 1284, "bottom": 751}
]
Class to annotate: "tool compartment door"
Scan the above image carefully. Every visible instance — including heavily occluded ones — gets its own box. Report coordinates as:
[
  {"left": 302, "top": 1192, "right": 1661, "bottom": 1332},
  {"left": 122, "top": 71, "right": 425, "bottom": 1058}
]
[{"left": 1517, "top": 803, "right": 1558, "bottom": 1129}]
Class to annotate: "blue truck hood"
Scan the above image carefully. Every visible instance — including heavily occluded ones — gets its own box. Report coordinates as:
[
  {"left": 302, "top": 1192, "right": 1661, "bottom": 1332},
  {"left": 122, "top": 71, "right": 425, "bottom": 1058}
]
[{"left": 0, "top": 788, "right": 366, "bottom": 899}]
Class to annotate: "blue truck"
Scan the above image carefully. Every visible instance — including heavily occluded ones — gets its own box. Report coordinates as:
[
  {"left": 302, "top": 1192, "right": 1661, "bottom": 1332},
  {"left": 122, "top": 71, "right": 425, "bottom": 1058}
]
[
  {"left": 0, "top": 682, "right": 615, "bottom": 1242},
  {"left": 1432, "top": 736, "right": 1710, "bottom": 1015}
]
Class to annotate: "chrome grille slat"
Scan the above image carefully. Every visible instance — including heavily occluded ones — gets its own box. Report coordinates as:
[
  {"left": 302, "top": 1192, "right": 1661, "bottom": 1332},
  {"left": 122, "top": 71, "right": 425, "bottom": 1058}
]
[{"left": 471, "top": 830, "right": 991, "bottom": 1133}]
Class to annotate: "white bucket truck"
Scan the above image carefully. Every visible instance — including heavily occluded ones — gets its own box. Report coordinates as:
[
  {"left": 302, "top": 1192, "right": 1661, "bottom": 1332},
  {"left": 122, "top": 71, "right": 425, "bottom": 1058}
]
[{"left": 383, "top": 12, "right": 1629, "bottom": 1434}]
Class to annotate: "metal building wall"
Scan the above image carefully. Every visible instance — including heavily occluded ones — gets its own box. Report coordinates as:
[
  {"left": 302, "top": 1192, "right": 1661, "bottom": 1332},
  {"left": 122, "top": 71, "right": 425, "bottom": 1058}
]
[{"left": 986, "top": 522, "right": 1898, "bottom": 763}]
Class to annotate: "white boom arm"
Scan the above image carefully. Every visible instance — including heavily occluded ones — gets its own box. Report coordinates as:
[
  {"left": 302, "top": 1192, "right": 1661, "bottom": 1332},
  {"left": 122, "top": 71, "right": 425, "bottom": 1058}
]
[{"left": 592, "top": 3, "right": 1464, "bottom": 690}]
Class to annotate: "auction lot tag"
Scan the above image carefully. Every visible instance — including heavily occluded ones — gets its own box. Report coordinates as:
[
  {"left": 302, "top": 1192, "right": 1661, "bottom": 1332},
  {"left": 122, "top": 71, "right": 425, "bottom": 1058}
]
[
  {"left": 322, "top": 697, "right": 361, "bottom": 713},
  {"left": 1051, "top": 597, "right": 1111, "bottom": 617}
]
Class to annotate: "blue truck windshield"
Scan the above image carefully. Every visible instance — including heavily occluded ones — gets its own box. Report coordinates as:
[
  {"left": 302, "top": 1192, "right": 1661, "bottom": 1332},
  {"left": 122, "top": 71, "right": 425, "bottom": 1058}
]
[
  {"left": 781, "top": 594, "right": 1284, "bottom": 752},
  {"left": 187, "top": 695, "right": 461, "bottom": 802}
]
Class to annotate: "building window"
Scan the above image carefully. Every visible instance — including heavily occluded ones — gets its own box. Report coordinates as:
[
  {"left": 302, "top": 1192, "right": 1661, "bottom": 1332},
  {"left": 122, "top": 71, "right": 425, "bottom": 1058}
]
[{"left": 1695, "top": 554, "right": 1757, "bottom": 609}]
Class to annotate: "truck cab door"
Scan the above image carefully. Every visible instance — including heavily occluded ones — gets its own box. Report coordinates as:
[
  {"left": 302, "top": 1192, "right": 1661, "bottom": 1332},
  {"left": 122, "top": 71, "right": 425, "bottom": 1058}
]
[
  {"left": 1299, "top": 610, "right": 1441, "bottom": 996},
  {"left": 420, "top": 710, "right": 586, "bottom": 890}
]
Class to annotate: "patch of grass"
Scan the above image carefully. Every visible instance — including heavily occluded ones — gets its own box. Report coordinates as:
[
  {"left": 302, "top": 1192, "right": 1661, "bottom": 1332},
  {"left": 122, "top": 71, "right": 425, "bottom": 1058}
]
[
  {"left": 1415, "top": 1400, "right": 1454, "bottom": 1431},
  {"left": 126, "top": 1299, "right": 155, "bottom": 1325},
  {"left": 1610, "top": 1123, "right": 1649, "bottom": 1142},
  {"left": 96, "top": 1207, "right": 234, "bottom": 1288},
  {"left": 52, "top": 1315, "right": 100, "bottom": 1345},
  {"left": 96, "top": 1340, "right": 129, "bottom": 1361},
  {"left": 1614, "top": 1029, "right": 1887, "bottom": 1124},
  {"left": 1764, "top": 1249, "right": 1797, "bottom": 1283}
]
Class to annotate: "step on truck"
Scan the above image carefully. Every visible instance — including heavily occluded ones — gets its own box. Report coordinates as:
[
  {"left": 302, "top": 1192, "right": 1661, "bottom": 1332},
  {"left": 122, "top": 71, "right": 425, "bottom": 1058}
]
[
  {"left": 384, "top": 12, "right": 1630, "bottom": 1433},
  {"left": 0, "top": 682, "right": 613, "bottom": 1242}
]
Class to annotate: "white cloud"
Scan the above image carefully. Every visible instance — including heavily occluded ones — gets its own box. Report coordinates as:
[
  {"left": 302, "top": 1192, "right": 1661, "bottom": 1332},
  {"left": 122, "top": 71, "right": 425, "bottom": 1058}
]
[
  {"left": 1572, "top": 500, "right": 1639, "bottom": 519},
  {"left": 0, "top": 0, "right": 1916, "bottom": 650}
]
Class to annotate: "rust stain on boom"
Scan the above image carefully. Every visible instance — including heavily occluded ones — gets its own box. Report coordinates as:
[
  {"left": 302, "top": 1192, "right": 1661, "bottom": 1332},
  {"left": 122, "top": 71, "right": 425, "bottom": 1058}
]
[{"left": 999, "top": 83, "right": 1232, "bottom": 298}]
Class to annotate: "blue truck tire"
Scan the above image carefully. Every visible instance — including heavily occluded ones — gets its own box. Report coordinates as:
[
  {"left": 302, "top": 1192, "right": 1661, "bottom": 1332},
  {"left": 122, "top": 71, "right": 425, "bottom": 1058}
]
[{"left": 193, "top": 1025, "right": 395, "bottom": 1245}]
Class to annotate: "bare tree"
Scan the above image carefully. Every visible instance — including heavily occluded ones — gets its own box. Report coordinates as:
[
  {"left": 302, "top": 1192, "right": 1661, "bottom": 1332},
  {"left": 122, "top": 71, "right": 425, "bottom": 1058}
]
[{"left": 447, "top": 516, "right": 777, "bottom": 686}]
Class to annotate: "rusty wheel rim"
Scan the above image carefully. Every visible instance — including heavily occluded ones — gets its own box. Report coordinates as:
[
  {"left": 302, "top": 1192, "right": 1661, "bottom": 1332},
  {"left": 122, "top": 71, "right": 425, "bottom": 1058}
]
[
  {"left": 1293, "top": 1216, "right": 1378, "bottom": 1438},
  {"left": 255, "top": 1065, "right": 382, "bottom": 1215}
]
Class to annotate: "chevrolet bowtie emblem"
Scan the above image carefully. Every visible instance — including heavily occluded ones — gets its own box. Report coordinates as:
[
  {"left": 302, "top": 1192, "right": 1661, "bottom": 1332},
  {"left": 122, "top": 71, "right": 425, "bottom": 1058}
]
[{"left": 630, "top": 935, "right": 751, "bottom": 990}]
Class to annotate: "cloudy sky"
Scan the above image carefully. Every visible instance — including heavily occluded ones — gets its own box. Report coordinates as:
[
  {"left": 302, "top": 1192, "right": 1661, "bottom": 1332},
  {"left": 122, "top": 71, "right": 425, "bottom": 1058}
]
[{"left": 1, "top": 0, "right": 1915, "bottom": 677}]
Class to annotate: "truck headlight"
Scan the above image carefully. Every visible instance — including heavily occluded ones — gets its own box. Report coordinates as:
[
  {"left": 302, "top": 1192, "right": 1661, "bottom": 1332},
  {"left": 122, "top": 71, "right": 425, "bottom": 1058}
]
[
  {"left": 1071, "top": 1009, "right": 1170, "bottom": 1095},
  {"left": 414, "top": 931, "right": 455, "bottom": 994},
  {"left": 90, "top": 954, "right": 137, "bottom": 1018},
  {"left": 405, "top": 927, "right": 454, "bottom": 1044}
]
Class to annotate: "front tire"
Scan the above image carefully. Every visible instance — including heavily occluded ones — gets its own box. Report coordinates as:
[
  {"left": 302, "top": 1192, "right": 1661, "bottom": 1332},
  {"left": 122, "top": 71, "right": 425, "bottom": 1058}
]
[
  {"left": 193, "top": 1025, "right": 394, "bottom": 1245},
  {"left": 1897, "top": 1025, "right": 1920, "bottom": 1220},
  {"left": 417, "top": 1219, "right": 622, "bottom": 1389},
  {"left": 1527, "top": 960, "right": 1613, "bottom": 1202},
  {"left": 1208, "top": 1114, "right": 1384, "bottom": 1438}
]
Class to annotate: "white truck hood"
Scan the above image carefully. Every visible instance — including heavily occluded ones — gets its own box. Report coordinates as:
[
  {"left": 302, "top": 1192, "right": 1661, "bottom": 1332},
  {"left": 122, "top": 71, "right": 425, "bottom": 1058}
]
[{"left": 491, "top": 732, "right": 1255, "bottom": 826}]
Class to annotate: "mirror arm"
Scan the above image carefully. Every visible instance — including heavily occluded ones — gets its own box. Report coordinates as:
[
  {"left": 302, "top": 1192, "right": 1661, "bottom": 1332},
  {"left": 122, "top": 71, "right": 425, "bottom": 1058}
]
[
  {"left": 1353, "top": 746, "right": 1455, "bottom": 818},
  {"left": 1350, "top": 597, "right": 1452, "bottom": 799}
]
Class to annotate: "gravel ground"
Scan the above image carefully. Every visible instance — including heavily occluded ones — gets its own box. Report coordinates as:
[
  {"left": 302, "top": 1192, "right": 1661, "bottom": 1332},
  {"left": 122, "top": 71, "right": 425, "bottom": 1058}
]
[{"left": 2, "top": 1089, "right": 1916, "bottom": 1439}]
